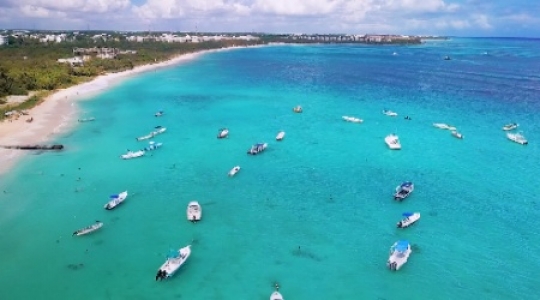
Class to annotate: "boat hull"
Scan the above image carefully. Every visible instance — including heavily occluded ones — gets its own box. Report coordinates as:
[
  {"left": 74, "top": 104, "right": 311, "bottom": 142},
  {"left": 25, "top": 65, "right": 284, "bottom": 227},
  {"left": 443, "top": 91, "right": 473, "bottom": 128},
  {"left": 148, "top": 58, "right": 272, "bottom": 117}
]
[
  {"left": 247, "top": 143, "right": 268, "bottom": 155},
  {"left": 217, "top": 129, "right": 229, "bottom": 139},
  {"left": 342, "top": 116, "right": 363, "bottom": 123},
  {"left": 270, "top": 291, "right": 284, "bottom": 300},
  {"left": 387, "top": 242, "right": 412, "bottom": 271},
  {"left": 397, "top": 213, "right": 421, "bottom": 228},
  {"left": 73, "top": 222, "right": 103, "bottom": 236},
  {"left": 104, "top": 191, "right": 128, "bottom": 210},
  {"left": 156, "top": 245, "right": 191, "bottom": 280},
  {"left": 121, "top": 151, "right": 145, "bottom": 159},
  {"left": 187, "top": 202, "right": 202, "bottom": 222},
  {"left": 385, "top": 135, "right": 401, "bottom": 150},
  {"left": 394, "top": 183, "right": 414, "bottom": 201},
  {"left": 228, "top": 166, "right": 241, "bottom": 177}
]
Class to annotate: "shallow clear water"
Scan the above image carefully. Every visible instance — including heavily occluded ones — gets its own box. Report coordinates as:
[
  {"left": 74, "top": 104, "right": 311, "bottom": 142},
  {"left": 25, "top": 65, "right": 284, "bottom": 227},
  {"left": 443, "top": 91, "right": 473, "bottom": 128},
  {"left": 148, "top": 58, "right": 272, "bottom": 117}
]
[{"left": 1, "top": 38, "right": 540, "bottom": 299}]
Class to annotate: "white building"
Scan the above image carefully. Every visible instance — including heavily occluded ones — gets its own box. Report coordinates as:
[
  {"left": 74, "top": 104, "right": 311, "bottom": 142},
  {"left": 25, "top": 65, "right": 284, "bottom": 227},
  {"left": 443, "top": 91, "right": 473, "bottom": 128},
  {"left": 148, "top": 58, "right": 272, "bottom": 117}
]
[
  {"left": 0, "top": 36, "right": 6, "bottom": 45},
  {"left": 57, "top": 56, "right": 89, "bottom": 66}
]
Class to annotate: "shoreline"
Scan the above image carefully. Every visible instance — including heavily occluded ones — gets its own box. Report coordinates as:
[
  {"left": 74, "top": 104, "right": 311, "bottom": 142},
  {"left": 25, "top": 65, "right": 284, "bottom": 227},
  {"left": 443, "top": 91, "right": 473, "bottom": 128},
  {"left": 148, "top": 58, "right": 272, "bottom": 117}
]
[{"left": 0, "top": 45, "right": 260, "bottom": 176}]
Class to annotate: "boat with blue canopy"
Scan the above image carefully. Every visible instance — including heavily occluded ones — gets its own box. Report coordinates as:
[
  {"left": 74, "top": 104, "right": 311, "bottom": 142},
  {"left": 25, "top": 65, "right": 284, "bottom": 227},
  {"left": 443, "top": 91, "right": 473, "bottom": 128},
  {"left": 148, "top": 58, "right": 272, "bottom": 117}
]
[
  {"left": 104, "top": 191, "right": 128, "bottom": 210},
  {"left": 144, "top": 141, "right": 163, "bottom": 151},
  {"left": 387, "top": 240, "right": 412, "bottom": 270},
  {"left": 394, "top": 181, "right": 414, "bottom": 201},
  {"left": 397, "top": 212, "right": 421, "bottom": 228},
  {"left": 155, "top": 245, "right": 191, "bottom": 281}
]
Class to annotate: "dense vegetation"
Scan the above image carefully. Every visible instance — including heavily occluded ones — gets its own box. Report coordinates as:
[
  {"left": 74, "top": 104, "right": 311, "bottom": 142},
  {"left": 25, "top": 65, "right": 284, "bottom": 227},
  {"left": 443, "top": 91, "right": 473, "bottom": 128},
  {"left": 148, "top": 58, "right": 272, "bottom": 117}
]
[{"left": 0, "top": 36, "right": 263, "bottom": 100}]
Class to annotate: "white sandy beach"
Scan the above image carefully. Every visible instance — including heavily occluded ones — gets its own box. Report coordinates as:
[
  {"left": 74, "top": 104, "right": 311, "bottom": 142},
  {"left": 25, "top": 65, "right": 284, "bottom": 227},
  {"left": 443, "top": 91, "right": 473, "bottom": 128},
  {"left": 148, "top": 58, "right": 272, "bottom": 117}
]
[{"left": 0, "top": 46, "right": 254, "bottom": 176}]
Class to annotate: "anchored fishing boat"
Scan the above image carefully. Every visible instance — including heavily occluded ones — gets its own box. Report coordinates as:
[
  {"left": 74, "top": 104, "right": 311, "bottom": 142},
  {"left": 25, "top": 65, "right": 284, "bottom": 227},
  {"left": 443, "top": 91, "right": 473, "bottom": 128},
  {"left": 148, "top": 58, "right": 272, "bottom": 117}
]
[
  {"left": 73, "top": 221, "right": 103, "bottom": 236},
  {"left": 155, "top": 245, "right": 191, "bottom": 281},
  {"left": 387, "top": 240, "right": 412, "bottom": 271},
  {"left": 186, "top": 201, "right": 202, "bottom": 222},
  {"left": 342, "top": 116, "right": 363, "bottom": 123},
  {"left": 394, "top": 181, "right": 414, "bottom": 201},
  {"left": 397, "top": 212, "right": 421, "bottom": 228},
  {"left": 247, "top": 143, "right": 268, "bottom": 155},
  {"left": 217, "top": 128, "right": 229, "bottom": 139},
  {"left": 502, "top": 123, "right": 518, "bottom": 131},
  {"left": 382, "top": 109, "right": 398, "bottom": 117},
  {"left": 228, "top": 166, "right": 241, "bottom": 177},
  {"left": 121, "top": 150, "right": 145, "bottom": 159},
  {"left": 104, "top": 191, "right": 128, "bottom": 210}
]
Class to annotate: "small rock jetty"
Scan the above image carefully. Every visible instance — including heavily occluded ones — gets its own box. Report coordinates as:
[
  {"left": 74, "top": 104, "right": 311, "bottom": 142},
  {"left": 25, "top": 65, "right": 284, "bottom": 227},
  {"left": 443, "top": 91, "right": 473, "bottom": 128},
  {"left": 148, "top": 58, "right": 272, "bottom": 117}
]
[{"left": 1, "top": 144, "right": 64, "bottom": 150}]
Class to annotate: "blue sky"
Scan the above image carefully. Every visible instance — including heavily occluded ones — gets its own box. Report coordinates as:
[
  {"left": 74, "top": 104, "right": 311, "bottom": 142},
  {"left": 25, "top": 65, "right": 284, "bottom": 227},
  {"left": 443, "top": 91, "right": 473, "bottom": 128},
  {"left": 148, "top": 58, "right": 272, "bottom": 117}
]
[{"left": 0, "top": 0, "right": 538, "bottom": 37}]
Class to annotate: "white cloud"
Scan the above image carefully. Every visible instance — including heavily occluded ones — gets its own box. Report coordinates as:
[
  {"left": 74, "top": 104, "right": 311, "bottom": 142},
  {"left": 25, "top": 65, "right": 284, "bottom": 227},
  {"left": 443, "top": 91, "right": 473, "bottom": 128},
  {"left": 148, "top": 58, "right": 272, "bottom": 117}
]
[
  {"left": 0, "top": 0, "right": 531, "bottom": 36},
  {"left": 450, "top": 19, "right": 470, "bottom": 29},
  {"left": 252, "top": 0, "right": 340, "bottom": 16},
  {"left": 11, "top": 0, "right": 130, "bottom": 13},
  {"left": 132, "top": 0, "right": 251, "bottom": 20},
  {"left": 472, "top": 14, "right": 491, "bottom": 29},
  {"left": 502, "top": 13, "right": 540, "bottom": 25},
  {"left": 20, "top": 5, "right": 66, "bottom": 18},
  {"left": 381, "top": 0, "right": 459, "bottom": 13}
]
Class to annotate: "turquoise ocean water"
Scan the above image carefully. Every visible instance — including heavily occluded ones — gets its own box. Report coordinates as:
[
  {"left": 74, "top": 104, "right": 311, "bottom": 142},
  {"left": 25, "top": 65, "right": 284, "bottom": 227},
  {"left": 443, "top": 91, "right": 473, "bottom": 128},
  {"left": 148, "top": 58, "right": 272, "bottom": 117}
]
[{"left": 1, "top": 38, "right": 540, "bottom": 299}]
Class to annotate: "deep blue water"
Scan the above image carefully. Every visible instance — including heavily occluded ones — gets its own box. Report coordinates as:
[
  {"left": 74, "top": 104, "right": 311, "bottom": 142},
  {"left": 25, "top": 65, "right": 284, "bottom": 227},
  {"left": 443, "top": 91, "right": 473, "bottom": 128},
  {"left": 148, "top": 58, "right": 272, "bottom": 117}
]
[{"left": 1, "top": 38, "right": 539, "bottom": 299}]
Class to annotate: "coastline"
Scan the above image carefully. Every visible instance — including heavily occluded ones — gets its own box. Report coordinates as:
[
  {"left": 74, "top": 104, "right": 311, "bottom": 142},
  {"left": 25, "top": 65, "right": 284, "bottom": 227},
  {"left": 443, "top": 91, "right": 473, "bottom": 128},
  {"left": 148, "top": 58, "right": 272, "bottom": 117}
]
[{"left": 0, "top": 45, "right": 258, "bottom": 176}]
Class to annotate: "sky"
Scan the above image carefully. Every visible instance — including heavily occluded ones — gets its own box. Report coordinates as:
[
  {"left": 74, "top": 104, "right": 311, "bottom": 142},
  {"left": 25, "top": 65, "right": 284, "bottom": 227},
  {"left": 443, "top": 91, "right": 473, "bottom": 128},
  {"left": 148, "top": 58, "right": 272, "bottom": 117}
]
[{"left": 0, "top": 0, "right": 538, "bottom": 37}]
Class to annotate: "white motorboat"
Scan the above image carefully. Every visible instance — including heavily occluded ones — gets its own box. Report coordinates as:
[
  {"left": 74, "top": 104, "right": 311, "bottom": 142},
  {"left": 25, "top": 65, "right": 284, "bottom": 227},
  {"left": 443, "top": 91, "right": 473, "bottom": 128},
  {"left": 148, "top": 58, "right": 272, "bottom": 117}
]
[
  {"left": 144, "top": 141, "right": 163, "bottom": 151},
  {"left": 73, "top": 221, "right": 103, "bottom": 236},
  {"left": 293, "top": 105, "right": 303, "bottom": 113},
  {"left": 507, "top": 132, "right": 528, "bottom": 145},
  {"left": 187, "top": 201, "right": 202, "bottom": 222},
  {"left": 153, "top": 126, "right": 167, "bottom": 135},
  {"left": 502, "top": 123, "right": 518, "bottom": 131},
  {"left": 136, "top": 133, "right": 153, "bottom": 141},
  {"left": 342, "top": 116, "right": 363, "bottom": 123},
  {"left": 451, "top": 131, "right": 464, "bottom": 139},
  {"left": 276, "top": 131, "right": 285, "bottom": 141},
  {"left": 433, "top": 123, "right": 455, "bottom": 130},
  {"left": 121, "top": 150, "right": 145, "bottom": 159},
  {"left": 247, "top": 143, "right": 268, "bottom": 155},
  {"left": 155, "top": 245, "right": 191, "bottom": 281},
  {"left": 217, "top": 128, "right": 229, "bottom": 139},
  {"left": 387, "top": 240, "right": 412, "bottom": 271},
  {"left": 270, "top": 291, "right": 284, "bottom": 300},
  {"left": 397, "top": 212, "right": 421, "bottom": 228},
  {"left": 155, "top": 110, "right": 164, "bottom": 117},
  {"left": 382, "top": 109, "right": 398, "bottom": 117},
  {"left": 78, "top": 117, "right": 95, "bottom": 122},
  {"left": 385, "top": 134, "right": 401, "bottom": 150},
  {"left": 394, "top": 181, "right": 414, "bottom": 201},
  {"left": 104, "top": 191, "right": 128, "bottom": 210},
  {"left": 433, "top": 123, "right": 448, "bottom": 129},
  {"left": 137, "top": 126, "right": 167, "bottom": 141},
  {"left": 228, "top": 166, "right": 241, "bottom": 177}
]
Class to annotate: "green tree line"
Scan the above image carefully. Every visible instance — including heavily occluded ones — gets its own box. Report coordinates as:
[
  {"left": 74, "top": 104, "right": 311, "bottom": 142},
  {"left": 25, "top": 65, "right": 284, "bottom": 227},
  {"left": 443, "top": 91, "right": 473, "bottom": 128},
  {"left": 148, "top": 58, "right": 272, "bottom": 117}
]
[{"left": 0, "top": 37, "right": 263, "bottom": 99}]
